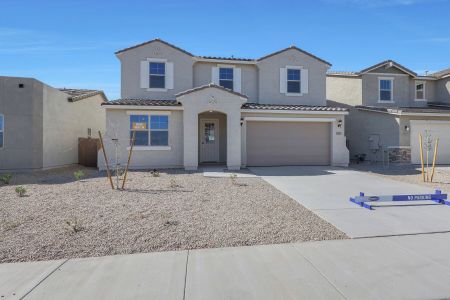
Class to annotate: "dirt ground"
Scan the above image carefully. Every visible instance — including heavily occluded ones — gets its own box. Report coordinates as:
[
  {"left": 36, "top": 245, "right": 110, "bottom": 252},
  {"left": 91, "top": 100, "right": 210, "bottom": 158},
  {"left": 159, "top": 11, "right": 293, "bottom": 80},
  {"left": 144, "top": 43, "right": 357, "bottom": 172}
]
[
  {"left": 351, "top": 163, "right": 450, "bottom": 191},
  {"left": 0, "top": 166, "right": 346, "bottom": 263}
]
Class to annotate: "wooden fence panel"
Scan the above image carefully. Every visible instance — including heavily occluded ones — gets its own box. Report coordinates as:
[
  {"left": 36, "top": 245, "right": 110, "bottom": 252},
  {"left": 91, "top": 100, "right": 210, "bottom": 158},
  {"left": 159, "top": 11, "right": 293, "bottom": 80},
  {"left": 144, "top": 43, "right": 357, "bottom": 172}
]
[{"left": 78, "top": 138, "right": 100, "bottom": 167}]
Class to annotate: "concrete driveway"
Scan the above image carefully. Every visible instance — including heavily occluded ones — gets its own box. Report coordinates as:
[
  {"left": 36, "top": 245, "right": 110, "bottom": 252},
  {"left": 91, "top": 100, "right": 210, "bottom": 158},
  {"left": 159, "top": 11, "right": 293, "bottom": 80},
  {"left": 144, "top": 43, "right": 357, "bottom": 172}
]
[{"left": 250, "top": 166, "right": 450, "bottom": 238}]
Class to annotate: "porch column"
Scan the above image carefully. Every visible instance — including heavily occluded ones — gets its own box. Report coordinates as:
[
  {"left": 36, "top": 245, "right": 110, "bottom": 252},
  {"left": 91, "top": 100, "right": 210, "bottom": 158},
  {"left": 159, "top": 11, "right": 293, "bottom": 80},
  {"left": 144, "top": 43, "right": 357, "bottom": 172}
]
[
  {"left": 183, "top": 108, "right": 198, "bottom": 170},
  {"left": 227, "top": 112, "right": 241, "bottom": 170}
]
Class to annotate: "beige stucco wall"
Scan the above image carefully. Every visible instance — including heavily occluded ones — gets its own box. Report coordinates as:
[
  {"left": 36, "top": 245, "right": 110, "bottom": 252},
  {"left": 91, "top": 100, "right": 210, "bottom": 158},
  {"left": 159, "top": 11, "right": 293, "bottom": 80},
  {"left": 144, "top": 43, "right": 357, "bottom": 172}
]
[
  {"left": 326, "top": 76, "right": 362, "bottom": 106},
  {"left": 42, "top": 87, "right": 105, "bottom": 169},
  {"left": 178, "top": 86, "right": 246, "bottom": 170},
  {"left": 119, "top": 40, "right": 194, "bottom": 99},
  {"left": 398, "top": 115, "right": 450, "bottom": 148},
  {"left": 193, "top": 62, "right": 258, "bottom": 103},
  {"left": 345, "top": 109, "right": 401, "bottom": 161},
  {"left": 98, "top": 109, "right": 184, "bottom": 170},
  {"left": 436, "top": 78, "right": 450, "bottom": 102},
  {"left": 0, "top": 76, "right": 43, "bottom": 170},
  {"left": 257, "top": 48, "right": 329, "bottom": 105}
]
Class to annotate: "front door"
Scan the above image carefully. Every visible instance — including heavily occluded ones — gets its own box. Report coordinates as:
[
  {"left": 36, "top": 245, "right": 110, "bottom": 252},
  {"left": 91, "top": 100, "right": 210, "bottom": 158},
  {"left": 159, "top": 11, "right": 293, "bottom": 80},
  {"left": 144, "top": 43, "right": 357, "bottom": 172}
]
[{"left": 200, "top": 119, "right": 219, "bottom": 162}]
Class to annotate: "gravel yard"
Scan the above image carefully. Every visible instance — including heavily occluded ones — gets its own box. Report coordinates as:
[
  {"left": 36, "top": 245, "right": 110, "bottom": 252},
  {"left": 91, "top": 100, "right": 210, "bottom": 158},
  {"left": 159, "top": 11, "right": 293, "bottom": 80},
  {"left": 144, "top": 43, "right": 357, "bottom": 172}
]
[
  {"left": 0, "top": 167, "right": 346, "bottom": 263},
  {"left": 351, "top": 163, "right": 450, "bottom": 190}
]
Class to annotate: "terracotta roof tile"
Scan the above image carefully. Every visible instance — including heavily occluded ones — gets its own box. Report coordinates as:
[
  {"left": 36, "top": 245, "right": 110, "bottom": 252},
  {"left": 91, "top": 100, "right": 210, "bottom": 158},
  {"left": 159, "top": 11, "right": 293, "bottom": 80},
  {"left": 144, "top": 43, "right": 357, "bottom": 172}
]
[
  {"left": 102, "top": 99, "right": 181, "bottom": 106},
  {"left": 242, "top": 103, "right": 348, "bottom": 111},
  {"left": 58, "top": 88, "right": 107, "bottom": 102},
  {"left": 175, "top": 83, "right": 248, "bottom": 99}
]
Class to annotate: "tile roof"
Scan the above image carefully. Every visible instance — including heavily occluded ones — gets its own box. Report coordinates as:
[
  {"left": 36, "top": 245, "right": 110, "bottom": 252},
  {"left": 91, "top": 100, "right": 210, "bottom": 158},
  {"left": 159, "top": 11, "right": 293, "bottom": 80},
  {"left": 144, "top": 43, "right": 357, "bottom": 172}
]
[
  {"left": 115, "top": 38, "right": 194, "bottom": 56},
  {"left": 242, "top": 103, "right": 348, "bottom": 112},
  {"left": 198, "top": 56, "right": 255, "bottom": 62},
  {"left": 175, "top": 83, "right": 248, "bottom": 99},
  {"left": 356, "top": 105, "right": 450, "bottom": 114},
  {"left": 102, "top": 99, "right": 181, "bottom": 106},
  {"left": 58, "top": 88, "right": 107, "bottom": 102},
  {"left": 359, "top": 60, "right": 417, "bottom": 77},
  {"left": 257, "top": 46, "right": 332, "bottom": 66},
  {"left": 429, "top": 68, "right": 450, "bottom": 79},
  {"left": 327, "top": 71, "right": 360, "bottom": 76}
]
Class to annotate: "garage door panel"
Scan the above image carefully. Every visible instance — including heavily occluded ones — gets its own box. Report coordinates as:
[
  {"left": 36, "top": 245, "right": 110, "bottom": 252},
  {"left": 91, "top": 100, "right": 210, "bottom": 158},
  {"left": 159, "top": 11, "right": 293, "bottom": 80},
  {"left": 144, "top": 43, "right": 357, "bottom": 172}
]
[
  {"left": 246, "top": 121, "right": 331, "bottom": 166},
  {"left": 411, "top": 122, "right": 450, "bottom": 164}
]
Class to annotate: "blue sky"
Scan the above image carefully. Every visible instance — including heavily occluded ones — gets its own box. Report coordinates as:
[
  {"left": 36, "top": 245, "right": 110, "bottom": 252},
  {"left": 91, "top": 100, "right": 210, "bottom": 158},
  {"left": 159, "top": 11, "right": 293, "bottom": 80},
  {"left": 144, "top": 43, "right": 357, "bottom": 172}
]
[{"left": 1, "top": 0, "right": 449, "bottom": 100}]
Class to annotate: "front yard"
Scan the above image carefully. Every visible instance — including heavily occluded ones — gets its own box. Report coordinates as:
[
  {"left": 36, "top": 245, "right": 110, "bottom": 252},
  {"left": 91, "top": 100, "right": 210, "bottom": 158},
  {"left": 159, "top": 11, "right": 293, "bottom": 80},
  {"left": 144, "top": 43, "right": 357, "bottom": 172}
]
[{"left": 0, "top": 167, "right": 346, "bottom": 263}]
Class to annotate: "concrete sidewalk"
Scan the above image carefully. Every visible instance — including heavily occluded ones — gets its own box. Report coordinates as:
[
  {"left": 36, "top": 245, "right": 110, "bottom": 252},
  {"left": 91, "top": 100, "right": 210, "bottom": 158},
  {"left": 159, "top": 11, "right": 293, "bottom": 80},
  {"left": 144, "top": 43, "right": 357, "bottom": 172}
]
[
  {"left": 250, "top": 166, "right": 450, "bottom": 238},
  {"left": 2, "top": 233, "right": 450, "bottom": 299}
]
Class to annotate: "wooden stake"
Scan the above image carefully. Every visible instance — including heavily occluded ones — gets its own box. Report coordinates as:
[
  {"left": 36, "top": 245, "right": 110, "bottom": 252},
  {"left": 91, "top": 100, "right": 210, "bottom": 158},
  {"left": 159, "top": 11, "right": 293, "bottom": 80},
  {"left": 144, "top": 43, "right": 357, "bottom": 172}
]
[
  {"left": 98, "top": 131, "right": 115, "bottom": 190},
  {"left": 121, "top": 131, "right": 136, "bottom": 190},
  {"left": 419, "top": 133, "right": 425, "bottom": 182},
  {"left": 431, "top": 138, "right": 439, "bottom": 183}
]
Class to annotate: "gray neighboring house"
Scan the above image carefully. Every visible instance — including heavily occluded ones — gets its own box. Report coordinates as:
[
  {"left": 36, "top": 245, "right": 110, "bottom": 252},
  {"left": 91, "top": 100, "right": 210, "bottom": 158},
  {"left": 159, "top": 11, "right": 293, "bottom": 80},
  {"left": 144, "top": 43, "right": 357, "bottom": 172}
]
[
  {"left": 327, "top": 61, "right": 450, "bottom": 164},
  {"left": 99, "top": 38, "right": 349, "bottom": 171},
  {"left": 0, "top": 76, "right": 107, "bottom": 170}
]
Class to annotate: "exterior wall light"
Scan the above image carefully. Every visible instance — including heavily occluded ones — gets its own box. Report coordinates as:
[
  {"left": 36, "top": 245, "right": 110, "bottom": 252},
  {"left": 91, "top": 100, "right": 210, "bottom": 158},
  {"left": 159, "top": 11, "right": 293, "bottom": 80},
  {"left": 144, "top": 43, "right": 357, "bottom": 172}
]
[
  {"left": 404, "top": 125, "right": 410, "bottom": 132},
  {"left": 337, "top": 119, "right": 343, "bottom": 128},
  {"left": 240, "top": 118, "right": 244, "bottom": 126}
]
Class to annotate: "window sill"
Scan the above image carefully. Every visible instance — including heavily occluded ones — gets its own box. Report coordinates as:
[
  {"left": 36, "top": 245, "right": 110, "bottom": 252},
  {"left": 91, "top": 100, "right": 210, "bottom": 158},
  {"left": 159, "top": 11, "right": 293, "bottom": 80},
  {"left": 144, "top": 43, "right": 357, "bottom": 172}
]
[
  {"left": 146, "top": 88, "right": 167, "bottom": 92},
  {"left": 285, "top": 93, "right": 304, "bottom": 97},
  {"left": 378, "top": 100, "right": 394, "bottom": 103},
  {"left": 414, "top": 99, "right": 427, "bottom": 102},
  {"left": 127, "top": 146, "right": 171, "bottom": 151}
]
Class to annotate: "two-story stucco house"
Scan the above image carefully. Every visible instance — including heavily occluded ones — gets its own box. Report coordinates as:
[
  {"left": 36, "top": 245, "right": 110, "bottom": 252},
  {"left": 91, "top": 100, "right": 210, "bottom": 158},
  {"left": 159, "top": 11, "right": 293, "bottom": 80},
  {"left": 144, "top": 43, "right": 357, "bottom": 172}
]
[
  {"left": 99, "top": 39, "right": 349, "bottom": 171},
  {"left": 327, "top": 61, "right": 450, "bottom": 164}
]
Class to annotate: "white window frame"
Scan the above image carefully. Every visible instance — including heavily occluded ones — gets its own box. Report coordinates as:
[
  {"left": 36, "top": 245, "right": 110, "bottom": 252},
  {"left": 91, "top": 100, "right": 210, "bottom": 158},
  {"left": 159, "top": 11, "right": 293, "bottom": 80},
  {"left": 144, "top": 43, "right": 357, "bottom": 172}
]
[
  {"left": 286, "top": 66, "right": 303, "bottom": 96},
  {"left": 378, "top": 77, "right": 394, "bottom": 103},
  {"left": 147, "top": 58, "right": 168, "bottom": 92},
  {"left": 415, "top": 81, "right": 426, "bottom": 101},
  {"left": 128, "top": 112, "right": 171, "bottom": 151},
  {"left": 0, "top": 114, "right": 3, "bottom": 149}
]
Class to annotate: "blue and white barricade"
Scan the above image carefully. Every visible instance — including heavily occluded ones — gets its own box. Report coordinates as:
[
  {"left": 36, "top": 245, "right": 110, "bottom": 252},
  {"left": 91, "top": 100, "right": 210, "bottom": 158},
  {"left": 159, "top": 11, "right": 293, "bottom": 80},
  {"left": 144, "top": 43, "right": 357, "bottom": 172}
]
[{"left": 350, "top": 190, "right": 449, "bottom": 210}]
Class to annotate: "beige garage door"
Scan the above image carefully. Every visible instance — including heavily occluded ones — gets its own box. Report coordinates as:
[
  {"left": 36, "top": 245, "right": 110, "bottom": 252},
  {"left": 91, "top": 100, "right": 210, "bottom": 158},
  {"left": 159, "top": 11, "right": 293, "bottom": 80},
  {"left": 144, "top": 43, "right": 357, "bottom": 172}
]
[{"left": 246, "top": 121, "right": 331, "bottom": 166}]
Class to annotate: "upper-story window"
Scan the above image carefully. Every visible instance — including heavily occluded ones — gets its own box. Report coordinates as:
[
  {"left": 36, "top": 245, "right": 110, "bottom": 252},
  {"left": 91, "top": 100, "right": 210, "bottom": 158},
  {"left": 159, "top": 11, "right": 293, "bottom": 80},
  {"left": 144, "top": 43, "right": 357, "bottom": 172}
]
[
  {"left": 149, "top": 62, "right": 166, "bottom": 89},
  {"left": 415, "top": 81, "right": 425, "bottom": 101},
  {"left": 287, "top": 69, "right": 301, "bottom": 93},
  {"left": 0, "top": 114, "right": 3, "bottom": 148},
  {"left": 379, "top": 78, "right": 393, "bottom": 102},
  {"left": 219, "top": 68, "right": 233, "bottom": 90}
]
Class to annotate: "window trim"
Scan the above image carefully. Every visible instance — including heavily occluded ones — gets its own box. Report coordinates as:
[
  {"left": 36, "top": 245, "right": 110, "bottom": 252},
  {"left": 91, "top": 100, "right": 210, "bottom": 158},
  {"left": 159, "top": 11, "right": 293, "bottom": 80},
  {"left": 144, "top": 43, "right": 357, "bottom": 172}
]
[
  {"left": 218, "top": 67, "right": 234, "bottom": 91},
  {"left": 0, "top": 114, "right": 3, "bottom": 149},
  {"left": 285, "top": 66, "right": 303, "bottom": 96},
  {"left": 378, "top": 77, "right": 394, "bottom": 103},
  {"left": 146, "top": 58, "right": 168, "bottom": 92},
  {"left": 415, "top": 81, "right": 427, "bottom": 101},
  {"left": 129, "top": 113, "right": 170, "bottom": 150}
]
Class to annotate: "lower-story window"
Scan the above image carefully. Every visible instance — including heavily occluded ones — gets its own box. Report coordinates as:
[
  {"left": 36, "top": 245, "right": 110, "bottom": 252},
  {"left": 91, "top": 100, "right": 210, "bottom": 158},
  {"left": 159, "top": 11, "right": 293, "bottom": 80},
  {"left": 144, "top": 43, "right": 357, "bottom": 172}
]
[
  {"left": 0, "top": 114, "right": 3, "bottom": 148},
  {"left": 130, "top": 114, "right": 169, "bottom": 146}
]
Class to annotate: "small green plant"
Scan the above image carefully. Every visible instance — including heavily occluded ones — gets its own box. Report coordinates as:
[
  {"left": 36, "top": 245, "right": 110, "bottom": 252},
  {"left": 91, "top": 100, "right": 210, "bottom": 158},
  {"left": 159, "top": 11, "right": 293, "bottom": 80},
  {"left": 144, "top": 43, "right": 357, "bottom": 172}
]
[
  {"left": 169, "top": 178, "right": 180, "bottom": 189},
  {"left": 151, "top": 169, "right": 160, "bottom": 177},
  {"left": 229, "top": 173, "right": 238, "bottom": 185},
  {"left": 15, "top": 186, "right": 26, "bottom": 197},
  {"left": 0, "top": 174, "right": 12, "bottom": 184},
  {"left": 1, "top": 220, "right": 21, "bottom": 231},
  {"left": 64, "top": 218, "right": 84, "bottom": 234},
  {"left": 73, "top": 170, "right": 85, "bottom": 180}
]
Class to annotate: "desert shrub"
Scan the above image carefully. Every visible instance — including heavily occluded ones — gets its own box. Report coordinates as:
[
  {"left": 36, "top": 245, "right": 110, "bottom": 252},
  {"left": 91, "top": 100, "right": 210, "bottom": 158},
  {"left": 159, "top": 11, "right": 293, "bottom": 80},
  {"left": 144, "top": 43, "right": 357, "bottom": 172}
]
[
  {"left": 169, "top": 178, "right": 180, "bottom": 189},
  {"left": 15, "top": 186, "right": 26, "bottom": 197},
  {"left": 65, "top": 218, "right": 84, "bottom": 233},
  {"left": 1, "top": 220, "right": 21, "bottom": 231},
  {"left": 151, "top": 169, "right": 160, "bottom": 177},
  {"left": 229, "top": 173, "right": 238, "bottom": 185},
  {"left": 73, "top": 170, "right": 85, "bottom": 180},
  {"left": 0, "top": 174, "right": 12, "bottom": 184}
]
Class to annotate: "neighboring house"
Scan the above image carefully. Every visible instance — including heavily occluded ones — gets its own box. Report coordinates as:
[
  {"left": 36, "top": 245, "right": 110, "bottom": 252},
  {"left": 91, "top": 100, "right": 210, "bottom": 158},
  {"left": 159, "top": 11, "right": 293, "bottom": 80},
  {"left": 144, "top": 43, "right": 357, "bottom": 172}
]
[
  {"left": 99, "top": 38, "right": 349, "bottom": 171},
  {"left": 327, "top": 61, "right": 450, "bottom": 164},
  {"left": 0, "top": 76, "right": 107, "bottom": 170}
]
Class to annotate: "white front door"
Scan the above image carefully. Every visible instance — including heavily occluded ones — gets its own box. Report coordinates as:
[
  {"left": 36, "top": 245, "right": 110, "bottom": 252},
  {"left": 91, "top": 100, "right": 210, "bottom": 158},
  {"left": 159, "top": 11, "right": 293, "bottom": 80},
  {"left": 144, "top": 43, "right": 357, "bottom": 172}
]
[{"left": 200, "top": 119, "right": 219, "bottom": 162}]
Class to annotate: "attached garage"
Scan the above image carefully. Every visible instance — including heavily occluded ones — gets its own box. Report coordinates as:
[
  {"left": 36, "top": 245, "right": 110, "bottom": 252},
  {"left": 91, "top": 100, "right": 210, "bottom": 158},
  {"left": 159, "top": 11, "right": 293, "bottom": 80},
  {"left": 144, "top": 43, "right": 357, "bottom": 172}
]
[
  {"left": 411, "top": 120, "right": 450, "bottom": 164},
  {"left": 246, "top": 120, "right": 331, "bottom": 166}
]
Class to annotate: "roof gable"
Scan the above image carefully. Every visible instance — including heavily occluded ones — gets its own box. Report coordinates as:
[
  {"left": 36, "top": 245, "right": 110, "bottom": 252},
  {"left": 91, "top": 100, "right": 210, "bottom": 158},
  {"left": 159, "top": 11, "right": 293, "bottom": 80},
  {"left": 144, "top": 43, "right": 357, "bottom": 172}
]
[
  {"left": 430, "top": 68, "right": 450, "bottom": 79},
  {"left": 257, "top": 46, "right": 331, "bottom": 66},
  {"left": 360, "top": 60, "right": 417, "bottom": 77},
  {"left": 115, "top": 38, "right": 194, "bottom": 56},
  {"left": 175, "top": 83, "right": 248, "bottom": 99}
]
